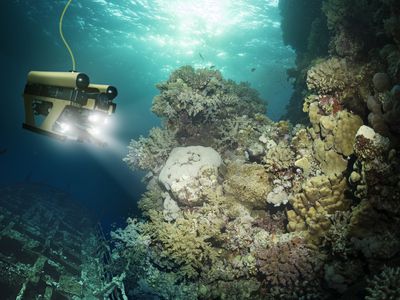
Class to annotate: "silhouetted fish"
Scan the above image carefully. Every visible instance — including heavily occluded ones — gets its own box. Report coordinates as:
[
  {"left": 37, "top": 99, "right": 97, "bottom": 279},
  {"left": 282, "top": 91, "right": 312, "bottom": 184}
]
[
  {"left": 251, "top": 67, "right": 256, "bottom": 72},
  {"left": 210, "top": 65, "right": 215, "bottom": 69},
  {"left": 0, "top": 148, "right": 7, "bottom": 155},
  {"left": 199, "top": 53, "right": 204, "bottom": 60}
]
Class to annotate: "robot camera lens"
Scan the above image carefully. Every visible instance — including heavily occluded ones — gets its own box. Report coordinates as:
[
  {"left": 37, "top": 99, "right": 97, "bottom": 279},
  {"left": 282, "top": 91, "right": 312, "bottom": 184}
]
[
  {"left": 106, "top": 86, "right": 118, "bottom": 100},
  {"left": 76, "top": 73, "right": 90, "bottom": 89}
]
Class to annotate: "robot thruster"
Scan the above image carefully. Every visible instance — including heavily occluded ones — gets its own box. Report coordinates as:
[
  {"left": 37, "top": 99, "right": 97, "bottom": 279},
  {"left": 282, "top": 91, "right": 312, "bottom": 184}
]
[{"left": 22, "top": 71, "right": 117, "bottom": 146}]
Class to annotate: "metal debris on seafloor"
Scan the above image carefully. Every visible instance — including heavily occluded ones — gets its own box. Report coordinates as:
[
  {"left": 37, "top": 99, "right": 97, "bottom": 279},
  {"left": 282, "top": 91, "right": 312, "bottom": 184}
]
[{"left": 0, "top": 183, "right": 126, "bottom": 300}]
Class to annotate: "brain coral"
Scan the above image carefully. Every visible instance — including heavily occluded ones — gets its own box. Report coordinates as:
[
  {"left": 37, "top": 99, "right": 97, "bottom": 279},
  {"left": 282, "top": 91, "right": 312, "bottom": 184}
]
[{"left": 158, "top": 146, "right": 222, "bottom": 206}]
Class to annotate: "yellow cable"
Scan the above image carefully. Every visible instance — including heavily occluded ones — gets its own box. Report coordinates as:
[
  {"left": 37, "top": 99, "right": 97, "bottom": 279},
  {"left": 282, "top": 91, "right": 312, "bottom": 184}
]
[{"left": 59, "top": 0, "right": 76, "bottom": 71}]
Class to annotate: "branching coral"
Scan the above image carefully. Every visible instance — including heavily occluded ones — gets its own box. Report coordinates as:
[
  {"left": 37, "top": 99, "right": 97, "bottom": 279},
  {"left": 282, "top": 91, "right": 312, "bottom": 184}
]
[
  {"left": 119, "top": 49, "right": 400, "bottom": 298},
  {"left": 322, "top": 211, "right": 353, "bottom": 258},
  {"left": 133, "top": 265, "right": 198, "bottom": 300},
  {"left": 307, "top": 57, "right": 353, "bottom": 95},
  {"left": 123, "top": 127, "right": 177, "bottom": 172},
  {"left": 255, "top": 234, "right": 324, "bottom": 299},
  {"left": 306, "top": 57, "right": 375, "bottom": 113},
  {"left": 110, "top": 218, "right": 151, "bottom": 288},
  {"left": 366, "top": 266, "right": 400, "bottom": 300},
  {"left": 137, "top": 184, "right": 164, "bottom": 217},
  {"left": 142, "top": 211, "right": 219, "bottom": 280},
  {"left": 151, "top": 65, "right": 266, "bottom": 139}
]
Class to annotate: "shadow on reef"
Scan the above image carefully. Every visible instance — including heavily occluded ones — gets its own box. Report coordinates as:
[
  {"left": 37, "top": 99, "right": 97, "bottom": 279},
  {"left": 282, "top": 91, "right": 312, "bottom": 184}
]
[{"left": 110, "top": 1, "right": 400, "bottom": 298}]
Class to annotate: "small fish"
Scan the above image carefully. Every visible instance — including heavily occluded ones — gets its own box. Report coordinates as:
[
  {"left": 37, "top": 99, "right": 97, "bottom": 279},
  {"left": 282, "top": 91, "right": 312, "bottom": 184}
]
[
  {"left": 251, "top": 67, "right": 256, "bottom": 72},
  {"left": 0, "top": 148, "right": 7, "bottom": 155},
  {"left": 199, "top": 53, "right": 204, "bottom": 61},
  {"left": 210, "top": 65, "right": 215, "bottom": 69}
]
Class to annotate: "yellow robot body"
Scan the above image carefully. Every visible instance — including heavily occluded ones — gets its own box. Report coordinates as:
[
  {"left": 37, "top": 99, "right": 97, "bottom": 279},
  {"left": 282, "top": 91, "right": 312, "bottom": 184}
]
[{"left": 22, "top": 71, "right": 117, "bottom": 146}]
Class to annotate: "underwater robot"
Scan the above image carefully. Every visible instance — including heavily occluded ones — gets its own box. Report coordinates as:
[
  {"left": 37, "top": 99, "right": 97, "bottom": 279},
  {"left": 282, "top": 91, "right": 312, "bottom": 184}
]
[{"left": 22, "top": 71, "right": 117, "bottom": 146}]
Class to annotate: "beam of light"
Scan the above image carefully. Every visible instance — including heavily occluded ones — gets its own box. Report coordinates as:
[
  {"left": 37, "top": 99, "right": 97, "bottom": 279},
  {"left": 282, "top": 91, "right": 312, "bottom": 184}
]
[{"left": 163, "top": 0, "right": 233, "bottom": 36}]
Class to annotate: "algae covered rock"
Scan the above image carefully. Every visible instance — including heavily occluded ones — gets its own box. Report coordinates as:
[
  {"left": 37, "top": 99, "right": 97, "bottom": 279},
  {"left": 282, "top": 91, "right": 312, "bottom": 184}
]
[
  {"left": 223, "top": 161, "right": 271, "bottom": 208},
  {"left": 159, "top": 146, "right": 222, "bottom": 206}
]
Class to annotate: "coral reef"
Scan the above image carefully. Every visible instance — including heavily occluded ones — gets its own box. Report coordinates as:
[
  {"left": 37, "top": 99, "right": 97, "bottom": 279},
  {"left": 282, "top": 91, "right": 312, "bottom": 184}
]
[
  {"left": 151, "top": 66, "right": 266, "bottom": 147},
  {"left": 116, "top": 12, "right": 400, "bottom": 294}
]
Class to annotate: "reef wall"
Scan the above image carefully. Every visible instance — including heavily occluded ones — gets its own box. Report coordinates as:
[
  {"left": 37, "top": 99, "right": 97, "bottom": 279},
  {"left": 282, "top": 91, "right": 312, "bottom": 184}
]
[{"left": 113, "top": 1, "right": 400, "bottom": 298}]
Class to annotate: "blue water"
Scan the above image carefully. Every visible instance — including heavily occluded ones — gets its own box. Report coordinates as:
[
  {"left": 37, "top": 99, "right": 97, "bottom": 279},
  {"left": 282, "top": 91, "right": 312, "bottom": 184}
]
[{"left": 0, "top": 0, "right": 294, "bottom": 229}]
